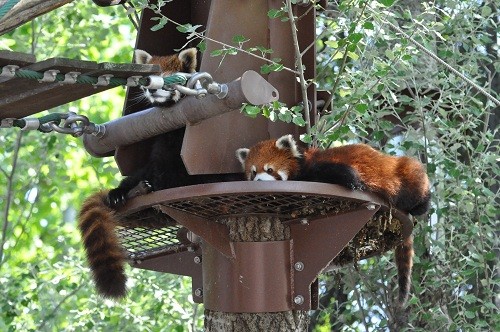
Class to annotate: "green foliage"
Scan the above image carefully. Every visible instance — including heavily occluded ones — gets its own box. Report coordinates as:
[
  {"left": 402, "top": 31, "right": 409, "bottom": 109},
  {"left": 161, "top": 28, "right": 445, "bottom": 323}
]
[
  {"left": 1, "top": 0, "right": 498, "bottom": 331},
  {"left": 0, "top": 2, "right": 201, "bottom": 331}
]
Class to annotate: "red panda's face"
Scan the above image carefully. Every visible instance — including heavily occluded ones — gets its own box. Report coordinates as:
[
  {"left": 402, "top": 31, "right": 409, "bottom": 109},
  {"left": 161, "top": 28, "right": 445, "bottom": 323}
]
[
  {"left": 236, "top": 135, "right": 301, "bottom": 181},
  {"left": 134, "top": 48, "right": 197, "bottom": 106}
]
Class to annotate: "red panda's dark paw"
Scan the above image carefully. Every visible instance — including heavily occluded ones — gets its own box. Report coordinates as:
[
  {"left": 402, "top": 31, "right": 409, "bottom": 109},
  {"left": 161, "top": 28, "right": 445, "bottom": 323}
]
[{"left": 107, "top": 188, "right": 128, "bottom": 209}]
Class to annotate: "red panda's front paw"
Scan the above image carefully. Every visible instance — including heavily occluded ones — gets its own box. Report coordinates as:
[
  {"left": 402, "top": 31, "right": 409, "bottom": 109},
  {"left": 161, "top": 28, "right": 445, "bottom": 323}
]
[{"left": 107, "top": 188, "right": 128, "bottom": 208}]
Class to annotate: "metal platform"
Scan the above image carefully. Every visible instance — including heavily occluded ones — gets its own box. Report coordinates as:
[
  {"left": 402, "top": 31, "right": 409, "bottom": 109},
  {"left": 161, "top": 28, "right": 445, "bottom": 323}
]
[
  {"left": 115, "top": 181, "right": 413, "bottom": 311},
  {"left": 0, "top": 50, "right": 160, "bottom": 119}
]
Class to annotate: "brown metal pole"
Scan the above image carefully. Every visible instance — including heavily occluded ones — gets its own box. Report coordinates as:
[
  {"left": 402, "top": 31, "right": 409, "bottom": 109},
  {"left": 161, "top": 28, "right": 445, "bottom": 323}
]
[
  {"left": 203, "top": 216, "right": 309, "bottom": 332},
  {"left": 82, "top": 71, "right": 278, "bottom": 157}
]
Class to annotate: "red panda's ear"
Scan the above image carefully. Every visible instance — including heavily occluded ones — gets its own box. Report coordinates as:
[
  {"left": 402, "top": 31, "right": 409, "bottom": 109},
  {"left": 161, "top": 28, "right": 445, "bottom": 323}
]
[
  {"left": 236, "top": 148, "right": 250, "bottom": 165},
  {"left": 178, "top": 48, "right": 198, "bottom": 73},
  {"left": 134, "top": 49, "right": 153, "bottom": 65},
  {"left": 276, "top": 135, "right": 301, "bottom": 158}
]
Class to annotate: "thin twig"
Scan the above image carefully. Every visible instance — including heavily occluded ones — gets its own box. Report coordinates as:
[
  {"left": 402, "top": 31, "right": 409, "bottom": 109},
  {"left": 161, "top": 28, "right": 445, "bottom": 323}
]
[
  {"left": 153, "top": 12, "right": 299, "bottom": 75},
  {"left": 370, "top": 8, "right": 500, "bottom": 107},
  {"left": 38, "top": 283, "right": 84, "bottom": 330},
  {"left": 286, "top": 0, "right": 311, "bottom": 136},
  {"left": 0, "top": 131, "right": 23, "bottom": 269}
]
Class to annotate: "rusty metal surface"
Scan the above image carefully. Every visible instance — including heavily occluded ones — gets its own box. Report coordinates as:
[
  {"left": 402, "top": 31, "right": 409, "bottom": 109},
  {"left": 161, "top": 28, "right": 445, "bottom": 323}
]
[
  {"left": 131, "top": 250, "right": 204, "bottom": 304},
  {"left": 182, "top": 0, "right": 317, "bottom": 175},
  {"left": 0, "top": 52, "right": 160, "bottom": 119},
  {"left": 289, "top": 204, "right": 380, "bottom": 310},
  {"left": 116, "top": 0, "right": 211, "bottom": 174},
  {"left": 203, "top": 241, "right": 292, "bottom": 313},
  {"left": 118, "top": 181, "right": 413, "bottom": 311},
  {"left": 118, "top": 181, "right": 412, "bottom": 257},
  {"left": 157, "top": 205, "right": 234, "bottom": 258}
]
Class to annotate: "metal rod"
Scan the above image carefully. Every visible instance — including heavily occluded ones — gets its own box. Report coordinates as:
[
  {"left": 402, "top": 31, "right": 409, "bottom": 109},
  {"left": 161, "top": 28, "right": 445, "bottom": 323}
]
[{"left": 82, "top": 70, "right": 279, "bottom": 157}]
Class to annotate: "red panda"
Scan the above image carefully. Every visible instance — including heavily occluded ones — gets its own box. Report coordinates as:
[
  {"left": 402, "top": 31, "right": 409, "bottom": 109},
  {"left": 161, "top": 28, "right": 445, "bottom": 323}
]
[
  {"left": 78, "top": 48, "right": 198, "bottom": 299},
  {"left": 236, "top": 134, "right": 431, "bottom": 305}
]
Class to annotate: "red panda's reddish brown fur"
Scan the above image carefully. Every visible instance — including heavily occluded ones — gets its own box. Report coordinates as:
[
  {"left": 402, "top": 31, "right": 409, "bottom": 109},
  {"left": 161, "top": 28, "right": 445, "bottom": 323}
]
[
  {"left": 236, "top": 134, "right": 431, "bottom": 305},
  {"left": 78, "top": 48, "right": 198, "bottom": 299},
  {"left": 78, "top": 191, "right": 127, "bottom": 299}
]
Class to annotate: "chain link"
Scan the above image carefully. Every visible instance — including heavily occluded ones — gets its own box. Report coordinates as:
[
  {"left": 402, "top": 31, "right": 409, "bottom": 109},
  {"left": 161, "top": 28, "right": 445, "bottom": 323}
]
[{"left": 1, "top": 112, "right": 106, "bottom": 138}]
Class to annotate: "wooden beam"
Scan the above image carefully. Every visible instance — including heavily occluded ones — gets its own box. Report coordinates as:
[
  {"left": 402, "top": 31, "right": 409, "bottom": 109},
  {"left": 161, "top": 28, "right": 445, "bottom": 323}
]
[{"left": 0, "top": 0, "right": 75, "bottom": 35}]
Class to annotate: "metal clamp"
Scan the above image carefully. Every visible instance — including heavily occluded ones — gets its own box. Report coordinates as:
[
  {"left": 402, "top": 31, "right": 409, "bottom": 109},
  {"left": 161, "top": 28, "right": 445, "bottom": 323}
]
[
  {"left": 187, "top": 72, "right": 228, "bottom": 99},
  {"left": 39, "top": 69, "right": 60, "bottom": 83},
  {"left": 0, "top": 118, "right": 15, "bottom": 128},
  {"left": 0, "top": 65, "right": 19, "bottom": 79},
  {"left": 21, "top": 118, "right": 41, "bottom": 131},
  {"left": 94, "top": 74, "right": 114, "bottom": 87},
  {"left": 62, "top": 71, "right": 81, "bottom": 84},
  {"left": 143, "top": 75, "right": 165, "bottom": 89},
  {"left": 126, "top": 75, "right": 143, "bottom": 87}
]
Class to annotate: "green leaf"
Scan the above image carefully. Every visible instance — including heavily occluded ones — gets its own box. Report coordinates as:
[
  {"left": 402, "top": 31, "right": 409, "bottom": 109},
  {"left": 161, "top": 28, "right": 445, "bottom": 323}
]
[
  {"left": 232, "top": 34, "right": 249, "bottom": 44},
  {"left": 363, "top": 22, "right": 374, "bottom": 30},
  {"left": 267, "top": 8, "right": 283, "bottom": 19},
  {"left": 355, "top": 103, "right": 369, "bottom": 114},
  {"left": 378, "top": 0, "right": 395, "bottom": 6},
  {"left": 348, "top": 33, "right": 363, "bottom": 44}
]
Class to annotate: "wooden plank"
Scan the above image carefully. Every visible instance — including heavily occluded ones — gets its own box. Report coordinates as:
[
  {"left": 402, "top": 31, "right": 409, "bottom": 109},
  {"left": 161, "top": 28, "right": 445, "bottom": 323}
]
[
  {"left": 0, "top": 56, "right": 161, "bottom": 119},
  {"left": 0, "top": 50, "right": 36, "bottom": 67},
  {"left": 0, "top": 0, "right": 75, "bottom": 35}
]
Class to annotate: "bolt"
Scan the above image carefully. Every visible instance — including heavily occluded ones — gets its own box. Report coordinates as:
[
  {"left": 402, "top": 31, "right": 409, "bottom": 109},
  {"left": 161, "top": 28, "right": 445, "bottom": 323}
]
[
  {"left": 194, "top": 256, "right": 202, "bottom": 264},
  {"left": 294, "top": 262, "right": 304, "bottom": 271},
  {"left": 294, "top": 295, "right": 304, "bottom": 305},
  {"left": 194, "top": 288, "right": 203, "bottom": 297},
  {"left": 366, "top": 203, "right": 377, "bottom": 210},
  {"left": 300, "top": 218, "right": 309, "bottom": 225}
]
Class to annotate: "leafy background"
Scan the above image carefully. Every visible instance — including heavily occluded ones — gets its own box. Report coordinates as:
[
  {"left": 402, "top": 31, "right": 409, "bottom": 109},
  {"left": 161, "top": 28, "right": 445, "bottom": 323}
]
[{"left": 0, "top": 0, "right": 498, "bottom": 331}]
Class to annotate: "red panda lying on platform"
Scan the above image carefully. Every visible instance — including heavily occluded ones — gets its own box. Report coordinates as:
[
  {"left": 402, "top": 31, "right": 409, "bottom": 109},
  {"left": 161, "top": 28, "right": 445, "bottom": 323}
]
[{"left": 236, "top": 134, "right": 431, "bottom": 305}]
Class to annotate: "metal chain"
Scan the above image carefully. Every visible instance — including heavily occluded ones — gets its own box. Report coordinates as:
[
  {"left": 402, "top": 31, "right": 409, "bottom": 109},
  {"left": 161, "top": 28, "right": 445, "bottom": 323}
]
[{"left": 1, "top": 112, "right": 105, "bottom": 138}]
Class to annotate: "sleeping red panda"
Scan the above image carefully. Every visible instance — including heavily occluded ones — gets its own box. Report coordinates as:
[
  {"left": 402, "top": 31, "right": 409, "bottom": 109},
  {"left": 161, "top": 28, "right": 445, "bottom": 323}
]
[{"left": 236, "top": 134, "right": 431, "bottom": 305}]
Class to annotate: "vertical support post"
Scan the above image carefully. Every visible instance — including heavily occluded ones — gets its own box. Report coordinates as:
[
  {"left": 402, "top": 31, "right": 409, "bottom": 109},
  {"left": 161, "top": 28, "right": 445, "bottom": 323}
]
[{"left": 204, "top": 216, "right": 309, "bottom": 331}]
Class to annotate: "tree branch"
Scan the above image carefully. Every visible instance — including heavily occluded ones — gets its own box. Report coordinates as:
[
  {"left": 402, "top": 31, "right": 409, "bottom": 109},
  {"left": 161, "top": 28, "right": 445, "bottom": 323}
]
[
  {"left": 286, "top": 0, "right": 311, "bottom": 136},
  {"left": 0, "top": 131, "right": 23, "bottom": 269}
]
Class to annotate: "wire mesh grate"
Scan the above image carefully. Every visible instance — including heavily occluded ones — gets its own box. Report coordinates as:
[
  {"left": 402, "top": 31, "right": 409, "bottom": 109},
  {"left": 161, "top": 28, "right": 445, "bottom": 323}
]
[{"left": 115, "top": 188, "right": 406, "bottom": 264}]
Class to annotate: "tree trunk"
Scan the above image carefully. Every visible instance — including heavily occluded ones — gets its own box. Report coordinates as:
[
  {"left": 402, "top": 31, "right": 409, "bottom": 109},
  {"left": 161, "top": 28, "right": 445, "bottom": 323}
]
[
  {"left": 204, "top": 216, "right": 309, "bottom": 331},
  {"left": 0, "top": 0, "right": 74, "bottom": 35}
]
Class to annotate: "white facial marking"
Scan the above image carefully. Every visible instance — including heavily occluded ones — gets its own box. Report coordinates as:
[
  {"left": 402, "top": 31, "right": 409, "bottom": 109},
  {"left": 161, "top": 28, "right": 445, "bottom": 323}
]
[
  {"left": 253, "top": 173, "right": 277, "bottom": 181},
  {"left": 277, "top": 170, "right": 288, "bottom": 181}
]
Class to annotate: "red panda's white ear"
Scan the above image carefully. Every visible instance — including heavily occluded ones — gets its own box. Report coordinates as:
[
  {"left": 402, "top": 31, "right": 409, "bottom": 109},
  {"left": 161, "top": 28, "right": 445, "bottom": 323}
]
[
  {"left": 134, "top": 49, "right": 153, "bottom": 65},
  {"left": 178, "top": 48, "right": 198, "bottom": 73},
  {"left": 276, "top": 135, "right": 301, "bottom": 157},
  {"left": 236, "top": 148, "right": 250, "bottom": 165}
]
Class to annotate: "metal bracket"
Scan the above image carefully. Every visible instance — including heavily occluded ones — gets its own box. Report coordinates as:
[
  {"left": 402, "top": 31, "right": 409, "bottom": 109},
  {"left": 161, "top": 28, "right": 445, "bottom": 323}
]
[
  {"left": 0, "top": 118, "right": 15, "bottom": 128},
  {"left": 93, "top": 74, "right": 114, "bottom": 87},
  {"left": 289, "top": 203, "right": 381, "bottom": 310},
  {"left": 62, "top": 71, "right": 81, "bottom": 84},
  {"left": 0, "top": 65, "right": 19, "bottom": 79},
  {"left": 38, "top": 69, "right": 60, "bottom": 83},
  {"left": 126, "top": 75, "right": 143, "bottom": 87}
]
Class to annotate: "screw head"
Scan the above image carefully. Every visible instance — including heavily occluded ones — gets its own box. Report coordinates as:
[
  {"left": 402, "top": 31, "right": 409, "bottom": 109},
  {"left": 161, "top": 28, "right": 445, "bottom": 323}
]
[
  {"left": 300, "top": 218, "right": 309, "bottom": 225},
  {"left": 294, "top": 262, "right": 304, "bottom": 271},
  {"left": 294, "top": 295, "right": 304, "bottom": 305},
  {"left": 194, "top": 256, "right": 202, "bottom": 264},
  {"left": 194, "top": 288, "right": 203, "bottom": 297},
  {"left": 366, "top": 203, "right": 377, "bottom": 210}
]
